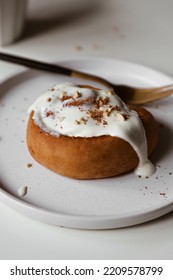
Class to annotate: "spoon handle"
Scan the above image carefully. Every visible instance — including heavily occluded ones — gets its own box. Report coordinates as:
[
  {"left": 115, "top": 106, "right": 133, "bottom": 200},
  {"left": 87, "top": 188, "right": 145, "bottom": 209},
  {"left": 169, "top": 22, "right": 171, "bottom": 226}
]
[
  {"left": 0, "top": 52, "right": 112, "bottom": 88},
  {"left": 0, "top": 52, "right": 72, "bottom": 76}
]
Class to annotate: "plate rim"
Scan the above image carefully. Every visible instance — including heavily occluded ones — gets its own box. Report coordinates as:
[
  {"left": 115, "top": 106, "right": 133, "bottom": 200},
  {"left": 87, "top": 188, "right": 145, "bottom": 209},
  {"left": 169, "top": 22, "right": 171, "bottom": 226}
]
[{"left": 1, "top": 187, "right": 173, "bottom": 229}]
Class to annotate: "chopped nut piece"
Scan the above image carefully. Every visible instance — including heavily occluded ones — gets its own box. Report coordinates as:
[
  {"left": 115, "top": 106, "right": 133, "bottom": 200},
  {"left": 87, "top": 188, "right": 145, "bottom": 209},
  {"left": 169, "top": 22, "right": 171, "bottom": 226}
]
[
  {"left": 96, "top": 96, "right": 101, "bottom": 101},
  {"left": 74, "top": 120, "right": 80, "bottom": 125},
  {"left": 102, "top": 96, "right": 109, "bottom": 103},
  {"left": 103, "top": 120, "right": 108, "bottom": 125},
  {"left": 122, "top": 113, "right": 130, "bottom": 120},
  {"left": 73, "top": 91, "right": 81, "bottom": 99},
  {"left": 106, "top": 89, "right": 115, "bottom": 95},
  {"left": 95, "top": 96, "right": 109, "bottom": 107},
  {"left": 116, "top": 113, "right": 126, "bottom": 121},
  {"left": 59, "top": 91, "right": 67, "bottom": 99},
  {"left": 80, "top": 117, "right": 87, "bottom": 124},
  {"left": 104, "top": 108, "right": 111, "bottom": 117}
]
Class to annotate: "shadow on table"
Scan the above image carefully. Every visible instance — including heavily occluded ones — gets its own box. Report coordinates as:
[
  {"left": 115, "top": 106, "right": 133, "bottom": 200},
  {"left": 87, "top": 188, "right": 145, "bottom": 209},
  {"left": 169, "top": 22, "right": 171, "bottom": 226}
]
[
  {"left": 150, "top": 116, "right": 173, "bottom": 164},
  {"left": 23, "top": 0, "right": 102, "bottom": 40}
]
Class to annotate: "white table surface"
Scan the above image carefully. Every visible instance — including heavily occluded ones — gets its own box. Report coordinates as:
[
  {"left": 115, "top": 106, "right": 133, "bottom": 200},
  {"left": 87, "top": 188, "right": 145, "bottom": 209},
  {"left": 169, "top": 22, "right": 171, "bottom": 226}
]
[{"left": 0, "top": 0, "right": 173, "bottom": 260}]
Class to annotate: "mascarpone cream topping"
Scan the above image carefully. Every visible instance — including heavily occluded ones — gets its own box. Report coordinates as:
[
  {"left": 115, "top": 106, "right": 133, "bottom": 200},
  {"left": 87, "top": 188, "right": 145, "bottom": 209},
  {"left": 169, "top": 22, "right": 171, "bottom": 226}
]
[{"left": 28, "top": 82, "right": 155, "bottom": 177}]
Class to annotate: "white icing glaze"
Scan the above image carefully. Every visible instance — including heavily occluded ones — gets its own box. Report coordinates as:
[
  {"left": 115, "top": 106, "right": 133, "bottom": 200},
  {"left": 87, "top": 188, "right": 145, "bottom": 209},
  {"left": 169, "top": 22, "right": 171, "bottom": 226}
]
[
  {"left": 28, "top": 82, "right": 155, "bottom": 177},
  {"left": 135, "top": 160, "right": 156, "bottom": 178}
]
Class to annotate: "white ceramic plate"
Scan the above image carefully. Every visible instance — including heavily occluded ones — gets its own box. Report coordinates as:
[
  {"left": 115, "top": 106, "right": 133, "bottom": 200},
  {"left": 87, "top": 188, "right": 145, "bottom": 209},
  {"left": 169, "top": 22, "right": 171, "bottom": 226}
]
[{"left": 0, "top": 57, "right": 173, "bottom": 229}]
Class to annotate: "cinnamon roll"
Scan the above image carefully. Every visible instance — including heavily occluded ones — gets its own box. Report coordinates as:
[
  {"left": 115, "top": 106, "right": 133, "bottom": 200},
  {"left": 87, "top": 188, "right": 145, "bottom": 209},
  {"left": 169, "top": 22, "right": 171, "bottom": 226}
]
[{"left": 27, "top": 82, "right": 158, "bottom": 179}]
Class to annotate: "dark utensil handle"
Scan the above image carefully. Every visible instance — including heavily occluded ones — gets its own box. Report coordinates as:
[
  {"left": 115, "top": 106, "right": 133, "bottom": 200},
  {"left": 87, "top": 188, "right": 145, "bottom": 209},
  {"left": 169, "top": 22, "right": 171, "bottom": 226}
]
[
  {"left": 0, "top": 52, "right": 112, "bottom": 88},
  {"left": 0, "top": 52, "right": 72, "bottom": 76}
]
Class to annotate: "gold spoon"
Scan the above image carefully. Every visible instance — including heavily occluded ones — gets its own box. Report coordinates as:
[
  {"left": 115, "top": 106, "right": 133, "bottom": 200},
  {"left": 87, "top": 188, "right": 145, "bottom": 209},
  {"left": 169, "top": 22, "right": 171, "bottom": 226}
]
[{"left": 0, "top": 52, "right": 172, "bottom": 105}]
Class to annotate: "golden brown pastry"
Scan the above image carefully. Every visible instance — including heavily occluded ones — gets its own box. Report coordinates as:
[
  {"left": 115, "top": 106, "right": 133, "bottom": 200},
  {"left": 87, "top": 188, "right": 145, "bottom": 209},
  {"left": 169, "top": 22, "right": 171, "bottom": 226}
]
[{"left": 27, "top": 82, "right": 158, "bottom": 179}]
